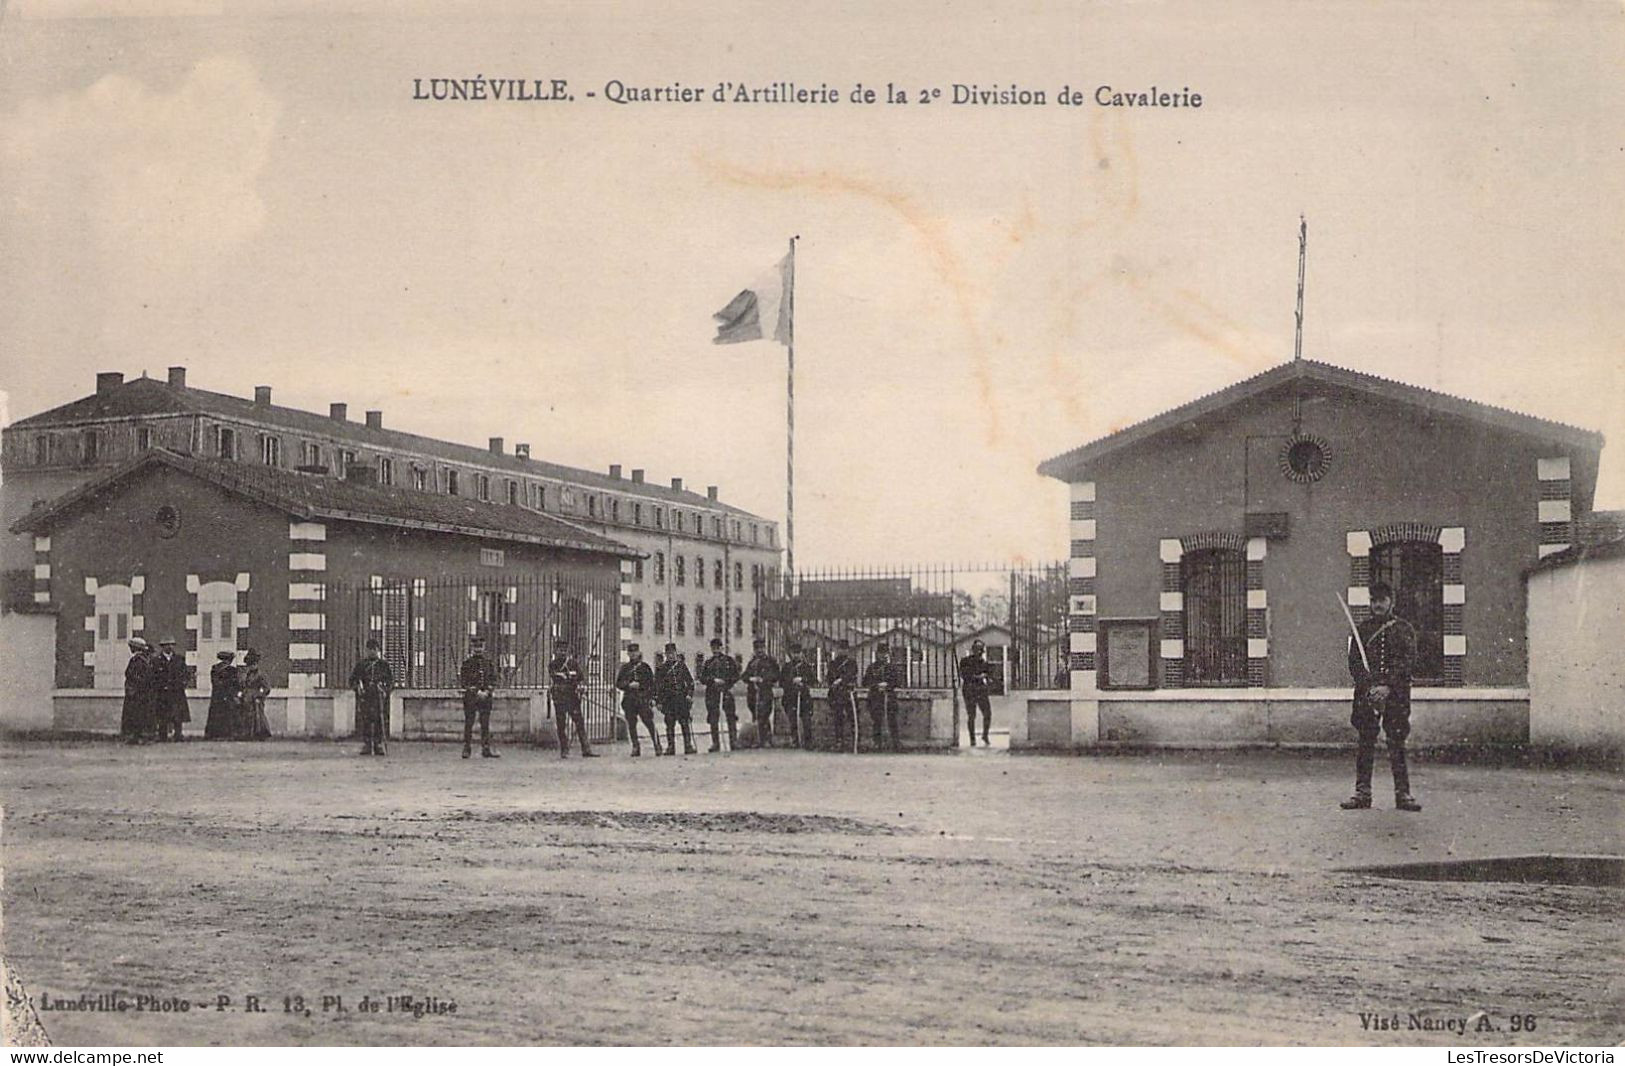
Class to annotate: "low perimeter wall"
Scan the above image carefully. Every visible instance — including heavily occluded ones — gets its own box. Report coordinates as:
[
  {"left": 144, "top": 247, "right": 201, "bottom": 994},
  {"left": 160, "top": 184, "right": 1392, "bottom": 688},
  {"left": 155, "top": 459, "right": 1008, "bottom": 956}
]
[
  {"left": 730, "top": 688, "right": 957, "bottom": 752},
  {"left": 1011, "top": 688, "right": 1530, "bottom": 751}
]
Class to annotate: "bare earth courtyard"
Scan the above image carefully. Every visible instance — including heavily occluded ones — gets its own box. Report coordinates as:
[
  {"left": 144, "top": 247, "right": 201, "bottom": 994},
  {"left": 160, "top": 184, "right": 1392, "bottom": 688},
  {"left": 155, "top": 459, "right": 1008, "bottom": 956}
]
[{"left": 1, "top": 738, "right": 1620, "bottom": 1046}]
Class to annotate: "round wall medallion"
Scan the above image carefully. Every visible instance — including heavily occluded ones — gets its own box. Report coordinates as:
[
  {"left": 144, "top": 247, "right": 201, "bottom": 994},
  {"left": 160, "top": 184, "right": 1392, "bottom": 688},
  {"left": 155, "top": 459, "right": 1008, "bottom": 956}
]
[
  {"left": 1280, "top": 433, "right": 1333, "bottom": 483},
  {"left": 155, "top": 504, "right": 182, "bottom": 538}
]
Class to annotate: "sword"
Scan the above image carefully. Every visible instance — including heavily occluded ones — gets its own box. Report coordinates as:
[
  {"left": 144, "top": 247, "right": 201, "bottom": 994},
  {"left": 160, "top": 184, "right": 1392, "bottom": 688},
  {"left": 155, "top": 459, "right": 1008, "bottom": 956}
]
[{"left": 1335, "top": 592, "right": 1371, "bottom": 674}]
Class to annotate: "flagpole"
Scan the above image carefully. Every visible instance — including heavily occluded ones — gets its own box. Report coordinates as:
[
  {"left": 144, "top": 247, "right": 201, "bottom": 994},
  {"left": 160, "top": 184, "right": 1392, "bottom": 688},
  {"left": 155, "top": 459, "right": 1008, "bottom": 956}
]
[{"left": 786, "top": 235, "right": 797, "bottom": 592}]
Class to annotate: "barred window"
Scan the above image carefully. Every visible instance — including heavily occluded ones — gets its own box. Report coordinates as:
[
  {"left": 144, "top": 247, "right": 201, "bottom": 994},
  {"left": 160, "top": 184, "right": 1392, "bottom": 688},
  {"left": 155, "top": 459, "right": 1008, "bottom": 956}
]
[
  {"left": 1182, "top": 547, "right": 1247, "bottom": 684},
  {"left": 1371, "top": 540, "right": 1444, "bottom": 680}
]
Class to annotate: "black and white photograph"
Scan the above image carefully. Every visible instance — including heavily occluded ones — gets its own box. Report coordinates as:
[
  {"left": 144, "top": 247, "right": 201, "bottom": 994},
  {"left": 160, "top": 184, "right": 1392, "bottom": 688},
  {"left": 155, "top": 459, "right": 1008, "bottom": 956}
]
[{"left": 0, "top": 0, "right": 1621, "bottom": 1050}]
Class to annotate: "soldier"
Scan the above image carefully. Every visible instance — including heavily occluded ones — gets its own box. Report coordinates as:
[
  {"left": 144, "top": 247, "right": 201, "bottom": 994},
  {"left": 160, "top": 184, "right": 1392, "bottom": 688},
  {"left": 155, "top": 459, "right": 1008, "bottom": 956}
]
[
  {"left": 742, "top": 638, "right": 780, "bottom": 748},
  {"left": 615, "top": 643, "right": 662, "bottom": 756},
  {"left": 120, "top": 637, "right": 155, "bottom": 745},
  {"left": 656, "top": 642, "right": 697, "bottom": 755},
  {"left": 152, "top": 637, "right": 191, "bottom": 742},
  {"left": 349, "top": 638, "right": 394, "bottom": 756},
  {"left": 827, "top": 638, "right": 861, "bottom": 753},
  {"left": 863, "top": 644, "right": 901, "bottom": 752},
  {"left": 460, "top": 635, "right": 500, "bottom": 759},
  {"left": 780, "top": 643, "right": 816, "bottom": 749},
  {"left": 699, "top": 637, "right": 742, "bottom": 752},
  {"left": 548, "top": 638, "right": 597, "bottom": 758},
  {"left": 1341, "top": 582, "right": 1422, "bottom": 812},
  {"left": 959, "top": 639, "right": 995, "bottom": 747}
]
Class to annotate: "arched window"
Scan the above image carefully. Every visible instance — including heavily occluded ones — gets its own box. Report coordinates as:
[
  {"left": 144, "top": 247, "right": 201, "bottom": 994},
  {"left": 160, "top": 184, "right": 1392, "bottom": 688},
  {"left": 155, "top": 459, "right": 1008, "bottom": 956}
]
[
  {"left": 1182, "top": 547, "right": 1246, "bottom": 684},
  {"left": 1371, "top": 540, "right": 1444, "bottom": 680}
]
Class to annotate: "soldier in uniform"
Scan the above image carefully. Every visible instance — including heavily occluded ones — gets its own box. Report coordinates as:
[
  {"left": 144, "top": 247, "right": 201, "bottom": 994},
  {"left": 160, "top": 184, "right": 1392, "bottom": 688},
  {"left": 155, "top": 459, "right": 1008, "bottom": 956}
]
[
  {"left": 460, "top": 635, "right": 500, "bottom": 759},
  {"left": 827, "top": 638, "right": 861, "bottom": 753},
  {"left": 615, "top": 643, "right": 661, "bottom": 756},
  {"left": 699, "top": 637, "right": 742, "bottom": 752},
  {"left": 656, "top": 642, "right": 697, "bottom": 755},
  {"left": 863, "top": 644, "right": 901, "bottom": 752},
  {"left": 780, "top": 643, "right": 816, "bottom": 749},
  {"left": 1341, "top": 582, "right": 1422, "bottom": 812},
  {"left": 742, "top": 638, "right": 780, "bottom": 748},
  {"left": 153, "top": 637, "right": 191, "bottom": 742},
  {"left": 349, "top": 638, "right": 394, "bottom": 756},
  {"left": 548, "top": 638, "right": 597, "bottom": 758},
  {"left": 120, "top": 637, "right": 156, "bottom": 744},
  {"left": 959, "top": 639, "right": 995, "bottom": 747}
]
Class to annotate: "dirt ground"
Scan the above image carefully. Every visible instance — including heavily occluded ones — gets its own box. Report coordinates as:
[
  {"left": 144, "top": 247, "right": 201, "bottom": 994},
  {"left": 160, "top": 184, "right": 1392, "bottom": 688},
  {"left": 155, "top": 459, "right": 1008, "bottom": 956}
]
[{"left": 1, "top": 737, "right": 1620, "bottom": 1046}]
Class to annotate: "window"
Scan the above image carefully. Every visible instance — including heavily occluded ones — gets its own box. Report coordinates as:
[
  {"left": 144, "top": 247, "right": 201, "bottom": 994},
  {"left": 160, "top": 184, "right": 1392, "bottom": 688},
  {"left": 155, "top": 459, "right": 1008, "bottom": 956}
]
[
  {"left": 476, "top": 474, "right": 490, "bottom": 501},
  {"left": 611, "top": 498, "right": 621, "bottom": 522},
  {"left": 633, "top": 558, "right": 645, "bottom": 583},
  {"left": 1371, "top": 540, "right": 1445, "bottom": 680},
  {"left": 507, "top": 480, "right": 518, "bottom": 505},
  {"left": 675, "top": 604, "right": 686, "bottom": 636},
  {"left": 750, "top": 610, "right": 760, "bottom": 637},
  {"left": 633, "top": 503, "right": 643, "bottom": 526},
  {"left": 446, "top": 469, "right": 459, "bottom": 496},
  {"left": 1099, "top": 619, "right": 1156, "bottom": 690},
  {"left": 767, "top": 528, "right": 775, "bottom": 546},
  {"left": 654, "top": 602, "right": 666, "bottom": 634},
  {"left": 714, "top": 606, "right": 723, "bottom": 636},
  {"left": 733, "top": 562, "right": 744, "bottom": 591},
  {"left": 260, "top": 434, "right": 281, "bottom": 466},
  {"left": 713, "top": 517, "right": 723, "bottom": 538},
  {"left": 675, "top": 556, "right": 685, "bottom": 586},
  {"left": 136, "top": 426, "right": 153, "bottom": 451},
  {"left": 732, "top": 520, "right": 741, "bottom": 541},
  {"left": 560, "top": 487, "right": 576, "bottom": 509},
  {"left": 714, "top": 559, "right": 724, "bottom": 588},
  {"left": 33, "top": 434, "right": 54, "bottom": 465},
  {"left": 304, "top": 442, "right": 323, "bottom": 468},
  {"left": 654, "top": 552, "right": 666, "bottom": 584},
  {"left": 675, "top": 511, "right": 685, "bottom": 533},
  {"left": 588, "top": 495, "right": 598, "bottom": 517},
  {"left": 338, "top": 448, "right": 356, "bottom": 472},
  {"left": 480, "top": 548, "right": 506, "bottom": 567},
  {"left": 695, "top": 557, "right": 705, "bottom": 588},
  {"left": 734, "top": 608, "right": 744, "bottom": 637},
  {"left": 1182, "top": 548, "right": 1247, "bottom": 684},
  {"left": 530, "top": 483, "right": 543, "bottom": 510},
  {"left": 217, "top": 426, "right": 236, "bottom": 459},
  {"left": 412, "top": 466, "right": 428, "bottom": 491},
  {"left": 633, "top": 600, "right": 645, "bottom": 633},
  {"left": 751, "top": 523, "right": 759, "bottom": 544},
  {"left": 751, "top": 564, "right": 762, "bottom": 590},
  {"left": 196, "top": 581, "right": 238, "bottom": 677},
  {"left": 379, "top": 458, "right": 394, "bottom": 486},
  {"left": 81, "top": 430, "right": 101, "bottom": 464},
  {"left": 695, "top": 605, "right": 704, "bottom": 636},
  {"left": 654, "top": 507, "right": 664, "bottom": 529}
]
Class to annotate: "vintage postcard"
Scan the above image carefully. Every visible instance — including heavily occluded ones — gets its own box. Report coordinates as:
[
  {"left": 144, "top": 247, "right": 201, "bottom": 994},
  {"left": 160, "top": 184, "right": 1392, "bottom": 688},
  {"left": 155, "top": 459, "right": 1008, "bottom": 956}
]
[{"left": 1, "top": 0, "right": 1620, "bottom": 1050}]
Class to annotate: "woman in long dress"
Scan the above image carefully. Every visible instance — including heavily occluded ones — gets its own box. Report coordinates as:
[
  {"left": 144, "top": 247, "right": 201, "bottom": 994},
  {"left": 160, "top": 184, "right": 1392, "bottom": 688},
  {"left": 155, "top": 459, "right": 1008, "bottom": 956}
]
[
  {"left": 238, "top": 648, "right": 273, "bottom": 740},
  {"left": 204, "top": 650, "right": 241, "bottom": 739},
  {"left": 120, "top": 637, "right": 156, "bottom": 744}
]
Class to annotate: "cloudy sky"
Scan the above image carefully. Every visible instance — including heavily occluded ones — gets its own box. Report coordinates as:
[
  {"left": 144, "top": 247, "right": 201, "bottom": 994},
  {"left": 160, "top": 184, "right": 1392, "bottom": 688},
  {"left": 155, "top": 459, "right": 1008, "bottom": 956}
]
[{"left": 2, "top": 1, "right": 1621, "bottom": 566}]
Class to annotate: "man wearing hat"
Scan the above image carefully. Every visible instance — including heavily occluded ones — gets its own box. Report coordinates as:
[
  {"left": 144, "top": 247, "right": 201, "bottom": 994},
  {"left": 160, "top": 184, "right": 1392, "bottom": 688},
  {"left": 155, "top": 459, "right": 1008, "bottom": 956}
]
[
  {"left": 152, "top": 637, "right": 191, "bottom": 742},
  {"left": 863, "top": 644, "right": 902, "bottom": 752},
  {"left": 548, "top": 638, "right": 597, "bottom": 758},
  {"left": 742, "top": 638, "right": 780, "bottom": 747},
  {"left": 699, "top": 637, "right": 742, "bottom": 752},
  {"left": 780, "top": 643, "right": 816, "bottom": 749},
  {"left": 615, "top": 643, "right": 661, "bottom": 756},
  {"left": 827, "top": 638, "right": 861, "bottom": 753},
  {"left": 349, "top": 638, "right": 394, "bottom": 756},
  {"left": 1341, "top": 581, "right": 1423, "bottom": 812},
  {"left": 459, "top": 635, "right": 500, "bottom": 759},
  {"left": 120, "top": 637, "right": 156, "bottom": 744},
  {"left": 655, "top": 642, "right": 697, "bottom": 755}
]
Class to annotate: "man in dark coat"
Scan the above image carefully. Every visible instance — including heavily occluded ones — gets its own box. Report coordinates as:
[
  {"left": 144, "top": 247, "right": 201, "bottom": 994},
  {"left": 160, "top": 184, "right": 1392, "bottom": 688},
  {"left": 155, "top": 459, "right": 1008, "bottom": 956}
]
[
  {"left": 780, "top": 644, "right": 816, "bottom": 750},
  {"left": 863, "top": 644, "right": 902, "bottom": 752},
  {"left": 959, "top": 639, "right": 995, "bottom": 747},
  {"left": 615, "top": 643, "right": 661, "bottom": 756},
  {"left": 460, "top": 635, "right": 500, "bottom": 759},
  {"left": 152, "top": 637, "right": 190, "bottom": 742},
  {"left": 548, "top": 638, "right": 597, "bottom": 758},
  {"left": 742, "top": 638, "right": 780, "bottom": 748},
  {"left": 349, "top": 638, "right": 394, "bottom": 756},
  {"left": 699, "top": 637, "right": 742, "bottom": 752},
  {"left": 1342, "top": 582, "right": 1422, "bottom": 812},
  {"left": 827, "top": 638, "right": 861, "bottom": 753},
  {"left": 120, "top": 637, "right": 156, "bottom": 744},
  {"left": 656, "top": 642, "right": 697, "bottom": 755}
]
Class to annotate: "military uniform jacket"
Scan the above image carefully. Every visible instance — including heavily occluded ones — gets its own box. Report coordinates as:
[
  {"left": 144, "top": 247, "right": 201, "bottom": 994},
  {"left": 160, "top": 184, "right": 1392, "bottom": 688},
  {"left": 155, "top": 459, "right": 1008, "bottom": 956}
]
[
  {"left": 154, "top": 653, "right": 192, "bottom": 721},
  {"left": 549, "top": 654, "right": 584, "bottom": 704},
  {"left": 460, "top": 653, "right": 498, "bottom": 711},
  {"left": 862, "top": 659, "right": 900, "bottom": 695},
  {"left": 827, "top": 654, "right": 859, "bottom": 696},
  {"left": 959, "top": 654, "right": 994, "bottom": 694},
  {"left": 615, "top": 660, "right": 655, "bottom": 710},
  {"left": 656, "top": 659, "right": 695, "bottom": 707},
  {"left": 1348, "top": 614, "right": 1417, "bottom": 713},
  {"left": 349, "top": 656, "right": 394, "bottom": 706},
  {"left": 743, "top": 653, "right": 780, "bottom": 693},
  {"left": 700, "top": 652, "right": 742, "bottom": 692},
  {"left": 780, "top": 658, "right": 816, "bottom": 702}
]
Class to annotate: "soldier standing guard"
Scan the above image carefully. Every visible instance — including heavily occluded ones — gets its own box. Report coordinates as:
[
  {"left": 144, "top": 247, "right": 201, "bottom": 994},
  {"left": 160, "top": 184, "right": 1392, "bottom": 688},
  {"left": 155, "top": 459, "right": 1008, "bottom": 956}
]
[
  {"left": 700, "top": 637, "right": 742, "bottom": 752},
  {"left": 460, "top": 635, "right": 500, "bottom": 759},
  {"left": 349, "top": 638, "right": 394, "bottom": 756},
  {"left": 153, "top": 637, "right": 190, "bottom": 742},
  {"left": 743, "top": 638, "right": 780, "bottom": 748},
  {"left": 656, "top": 642, "right": 697, "bottom": 755},
  {"left": 120, "top": 637, "right": 156, "bottom": 745},
  {"left": 548, "top": 638, "right": 597, "bottom": 758},
  {"left": 615, "top": 643, "right": 661, "bottom": 756},
  {"left": 827, "top": 638, "right": 860, "bottom": 753},
  {"left": 863, "top": 645, "right": 901, "bottom": 752},
  {"left": 1341, "top": 582, "right": 1422, "bottom": 812},
  {"left": 959, "top": 639, "right": 995, "bottom": 747},
  {"left": 781, "top": 643, "right": 816, "bottom": 749}
]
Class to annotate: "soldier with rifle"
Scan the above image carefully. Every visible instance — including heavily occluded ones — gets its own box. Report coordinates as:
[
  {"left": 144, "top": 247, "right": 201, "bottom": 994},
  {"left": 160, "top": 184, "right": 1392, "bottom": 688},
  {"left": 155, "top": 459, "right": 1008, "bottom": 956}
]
[
  {"left": 615, "top": 643, "right": 661, "bottom": 756},
  {"left": 548, "top": 637, "right": 597, "bottom": 758},
  {"left": 656, "top": 642, "right": 697, "bottom": 755}
]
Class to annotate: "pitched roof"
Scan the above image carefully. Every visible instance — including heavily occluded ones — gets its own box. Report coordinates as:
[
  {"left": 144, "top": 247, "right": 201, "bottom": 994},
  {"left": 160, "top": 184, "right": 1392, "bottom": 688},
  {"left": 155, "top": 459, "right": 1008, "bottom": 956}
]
[
  {"left": 10, "top": 449, "right": 639, "bottom": 558},
  {"left": 12, "top": 374, "right": 769, "bottom": 520},
  {"left": 1038, "top": 359, "right": 1605, "bottom": 481}
]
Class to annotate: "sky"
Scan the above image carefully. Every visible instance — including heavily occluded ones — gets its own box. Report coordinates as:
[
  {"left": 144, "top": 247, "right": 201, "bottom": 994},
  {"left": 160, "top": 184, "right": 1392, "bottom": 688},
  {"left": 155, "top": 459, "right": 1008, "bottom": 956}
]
[{"left": 2, "top": 0, "right": 1621, "bottom": 567}]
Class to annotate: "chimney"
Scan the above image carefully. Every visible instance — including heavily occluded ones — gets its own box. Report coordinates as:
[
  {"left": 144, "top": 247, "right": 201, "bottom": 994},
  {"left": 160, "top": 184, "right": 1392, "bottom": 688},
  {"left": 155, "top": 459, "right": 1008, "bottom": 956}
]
[
  {"left": 254, "top": 386, "right": 272, "bottom": 406},
  {"left": 345, "top": 463, "right": 376, "bottom": 485},
  {"left": 167, "top": 366, "right": 187, "bottom": 388},
  {"left": 488, "top": 436, "right": 504, "bottom": 455},
  {"left": 329, "top": 403, "right": 348, "bottom": 421},
  {"left": 515, "top": 443, "right": 531, "bottom": 460},
  {"left": 631, "top": 469, "right": 645, "bottom": 484},
  {"left": 707, "top": 486, "right": 719, "bottom": 502},
  {"left": 670, "top": 477, "right": 684, "bottom": 492},
  {"left": 609, "top": 464, "right": 623, "bottom": 479},
  {"left": 96, "top": 371, "right": 124, "bottom": 394},
  {"left": 365, "top": 410, "right": 383, "bottom": 429}
]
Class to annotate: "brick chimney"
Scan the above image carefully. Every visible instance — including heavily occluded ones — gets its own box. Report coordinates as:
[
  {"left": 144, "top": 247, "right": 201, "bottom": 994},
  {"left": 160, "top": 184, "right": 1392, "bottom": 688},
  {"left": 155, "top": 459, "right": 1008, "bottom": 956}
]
[
  {"left": 631, "top": 469, "right": 645, "bottom": 484},
  {"left": 167, "top": 366, "right": 187, "bottom": 388},
  {"left": 365, "top": 410, "right": 383, "bottom": 429},
  {"left": 670, "top": 477, "right": 684, "bottom": 492},
  {"left": 329, "top": 403, "right": 348, "bottom": 421},
  {"left": 515, "top": 443, "right": 531, "bottom": 460},
  {"left": 254, "top": 386, "right": 272, "bottom": 406},
  {"left": 96, "top": 372, "right": 124, "bottom": 393},
  {"left": 488, "top": 437, "right": 504, "bottom": 455},
  {"left": 707, "top": 486, "right": 719, "bottom": 501},
  {"left": 609, "top": 464, "right": 623, "bottom": 479}
]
